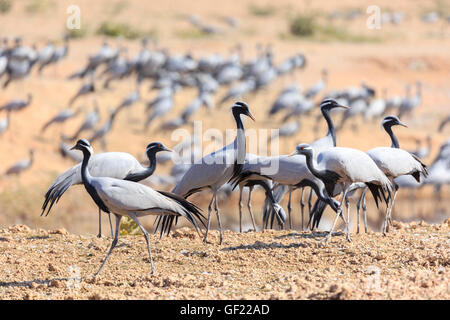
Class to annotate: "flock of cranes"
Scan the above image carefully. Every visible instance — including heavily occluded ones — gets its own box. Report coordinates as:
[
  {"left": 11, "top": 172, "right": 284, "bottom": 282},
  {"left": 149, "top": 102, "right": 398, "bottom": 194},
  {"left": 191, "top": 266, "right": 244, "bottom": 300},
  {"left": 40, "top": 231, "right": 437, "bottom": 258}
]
[
  {"left": 0, "top": 37, "right": 449, "bottom": 275},
  {"left": 41, "top": 100, "right": 435, "bottom": 275}
]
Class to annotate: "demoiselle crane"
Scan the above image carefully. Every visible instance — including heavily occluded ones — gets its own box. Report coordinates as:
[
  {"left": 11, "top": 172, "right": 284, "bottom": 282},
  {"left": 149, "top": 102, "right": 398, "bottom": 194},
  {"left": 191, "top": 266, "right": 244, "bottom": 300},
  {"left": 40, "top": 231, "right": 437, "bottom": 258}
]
[
  {"left": 423, "top": 139, "right": 450, "bottom": 200},
  {"left": 68, "top": 76, "right": 95, "bottom": 107},
  {"left": 363, "top": 116, "right": 428, "bottom": 233},
  {"left": 69, "top": 139, "right": 205, "bottom": 275},
  {"left": 167, "top": 101, "right": 255, "bottom": 244},
  {"left": 409, "top": 136, "right": 432, "bottom": 160},
  {"left": 88, "top": 108, "right": 118, "bottom": 150},
  {"left": 264, "top": 99, "right": 349, "bottom": 228},
  {"left": 0, "top": 112, "right": 11, "bottom": 136},
  {"left": 5, "top": 149, "right": 34, "bottom": 176},
  {"left": 292, "top": 144, "right": 393, "bottom": 241},
  {"left": 438, "top": 115, "right": 450, "bottom": 133},
  {"left": 68, "top": 103, "right": 100, "bottom": 140},
  {"left": 304, "top": 69, "right": 327, "bottom": 99},
  {"left": 41, "top": 108, "right": 81, "bottom": 133},
  {"left": 37, "top": 41, "right": 55, "bottom": 73},
  {"left": 41, "top": 142, "right": 172, "bottom": 238},
  {"left": 398, "top": 81, "right": 421, "bottom": 118},
  {"left": 0, "top": 93, "right": 32, "bottom": 113}
]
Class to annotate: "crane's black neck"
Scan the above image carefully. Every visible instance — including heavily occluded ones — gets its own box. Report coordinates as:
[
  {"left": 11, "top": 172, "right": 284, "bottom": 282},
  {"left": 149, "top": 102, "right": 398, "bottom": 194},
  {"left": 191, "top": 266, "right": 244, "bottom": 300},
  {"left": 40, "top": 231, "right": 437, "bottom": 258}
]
[
  {"left": 294, "top": 179, "right": 336, "bottom": 211},
  {"left": 80, "top": 148, "right": 110, "bottom": 213},
  {"left": 383, "top": 123, "right": 399, "bottom": 148},
  {"left": 229, "top": 108, "right": 246, "bottom": 181},
  {"left": 303, "top": 152, "right": 340, "bottom": 195},
  {"left": 232, "top": 108, "right": 244, "bottom": 131},
  {"left": 303, "top": 152, "right": 327, "bottom": 181},
  {"left": 124, "top": 150, "right": 158, "bottom": 182},
  {"left": 145, "top": 150, "right": 158, "bottom": 174},
  {"left": 321, "top": 108, "right": 337, "bottom": 146},
  {"left": 80, "top": 148, "right": 92, "bottom": 186}
]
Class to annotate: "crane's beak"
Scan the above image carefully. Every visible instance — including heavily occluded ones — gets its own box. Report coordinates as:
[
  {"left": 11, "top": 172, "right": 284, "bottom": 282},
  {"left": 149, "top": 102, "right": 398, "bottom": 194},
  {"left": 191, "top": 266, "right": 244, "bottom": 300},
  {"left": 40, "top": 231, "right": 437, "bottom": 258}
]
[
  {"left": 288, "top": 151, "right": 297, "bottom": 157},
  {"left": 247, "top": 111, "right": 256, "bottom": 121},
  {"left": 163, "top": 147, "right": 173, "bottom": 152},
  {"left": 70, "top": 145, "right": 78, "bottom": 151},
  {"left": 399, "top": 122, "right": 408, "bottom": 128},
  {"left": 337, "top": 104, "right": 349, "bottom": 109}
]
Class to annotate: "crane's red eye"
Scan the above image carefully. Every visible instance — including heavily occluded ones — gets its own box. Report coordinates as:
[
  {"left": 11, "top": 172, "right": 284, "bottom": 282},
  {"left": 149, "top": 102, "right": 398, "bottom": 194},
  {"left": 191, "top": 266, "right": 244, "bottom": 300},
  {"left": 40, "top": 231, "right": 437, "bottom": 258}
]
[{"left": 300, "top": 147, "right": 304, "bottom": 150}]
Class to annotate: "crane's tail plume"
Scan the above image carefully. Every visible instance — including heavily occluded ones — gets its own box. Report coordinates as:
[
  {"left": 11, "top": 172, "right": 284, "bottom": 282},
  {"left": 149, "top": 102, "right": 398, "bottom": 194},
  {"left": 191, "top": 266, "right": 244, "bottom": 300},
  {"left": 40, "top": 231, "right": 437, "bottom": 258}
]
[
  {"left": 254, "top": 180, "right": 286, "bottom": 227},
  {"left": 262, "top": 184, "right": 288, "bottom": 229},
  {"left": 410, "top": 153, "right": 428, "bottom": 182},
  {"left": 309, "top": 199, "right": 327, "bottom": 230},
  {"left": 41, "top": 170, "right": 77, "bottom": 216},
  {"left": 155, "top": 191, "right": 206, "bottom": 237}
]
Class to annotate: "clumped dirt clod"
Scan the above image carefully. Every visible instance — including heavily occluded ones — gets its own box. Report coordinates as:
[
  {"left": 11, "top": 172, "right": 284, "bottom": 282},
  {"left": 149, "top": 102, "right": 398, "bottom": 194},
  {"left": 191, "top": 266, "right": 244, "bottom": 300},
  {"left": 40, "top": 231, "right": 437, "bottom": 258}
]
[{"left": 0, "top": 221, "right": 448, "bottom": 300}]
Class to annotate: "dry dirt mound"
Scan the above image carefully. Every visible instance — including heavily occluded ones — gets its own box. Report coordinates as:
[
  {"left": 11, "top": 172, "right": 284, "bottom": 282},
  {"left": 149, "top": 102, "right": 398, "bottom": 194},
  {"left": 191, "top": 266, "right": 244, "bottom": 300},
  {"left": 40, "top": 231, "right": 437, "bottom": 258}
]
[{"left": 0, "top": 220, "right": 449, "bottom": 300}]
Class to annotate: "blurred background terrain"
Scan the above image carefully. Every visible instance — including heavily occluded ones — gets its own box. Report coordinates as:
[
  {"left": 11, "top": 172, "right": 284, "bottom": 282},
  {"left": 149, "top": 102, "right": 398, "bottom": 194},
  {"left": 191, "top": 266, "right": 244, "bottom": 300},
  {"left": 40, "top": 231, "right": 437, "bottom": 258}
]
[{"left": 0, "top": 0, "right": 449, "bottom": 235}]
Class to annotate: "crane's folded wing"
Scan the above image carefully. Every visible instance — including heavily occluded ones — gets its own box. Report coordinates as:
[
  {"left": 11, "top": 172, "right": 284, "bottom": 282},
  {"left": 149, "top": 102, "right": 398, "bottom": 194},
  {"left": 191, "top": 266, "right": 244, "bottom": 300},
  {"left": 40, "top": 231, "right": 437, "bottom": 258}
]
[{"left": 93, "top": 178, "right": 185, "bottom": 215}]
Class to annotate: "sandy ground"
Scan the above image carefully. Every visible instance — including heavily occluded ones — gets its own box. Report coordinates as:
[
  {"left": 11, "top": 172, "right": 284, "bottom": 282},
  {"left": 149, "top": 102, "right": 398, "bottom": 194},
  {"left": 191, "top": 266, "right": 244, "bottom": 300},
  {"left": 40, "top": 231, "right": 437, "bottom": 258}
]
[
  {"left": 0, "top": 220, "right": 448, "bottom": 300},
  {"left": 0, "top": 0, "right": 449, "bottom": 301}
]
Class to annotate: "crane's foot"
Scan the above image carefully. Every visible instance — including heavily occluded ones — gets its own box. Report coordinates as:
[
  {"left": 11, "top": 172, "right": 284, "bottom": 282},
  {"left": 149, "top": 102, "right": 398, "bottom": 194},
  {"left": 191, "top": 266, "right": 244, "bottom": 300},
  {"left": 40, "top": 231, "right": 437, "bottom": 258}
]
[
  {"left": 203, "top": 237, "right": 212, "bottom": 245},
  {"left": 321, "top": 232, "right": 332, "bottom": 243}
]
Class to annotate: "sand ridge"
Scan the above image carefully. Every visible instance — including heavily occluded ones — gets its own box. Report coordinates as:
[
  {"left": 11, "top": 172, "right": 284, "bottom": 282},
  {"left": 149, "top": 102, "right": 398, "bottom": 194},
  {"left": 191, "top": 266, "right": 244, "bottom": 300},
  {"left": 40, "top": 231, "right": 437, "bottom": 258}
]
[{"left": 0, "top": 220, "right": 448, "bottom": 300}]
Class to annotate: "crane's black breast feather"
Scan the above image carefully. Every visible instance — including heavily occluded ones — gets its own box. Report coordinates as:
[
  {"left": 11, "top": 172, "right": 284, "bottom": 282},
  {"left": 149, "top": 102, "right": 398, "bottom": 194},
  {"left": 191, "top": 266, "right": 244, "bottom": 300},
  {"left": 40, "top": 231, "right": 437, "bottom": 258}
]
[{"left": 85, "top": 184, "right": 110, "bottom": 214}]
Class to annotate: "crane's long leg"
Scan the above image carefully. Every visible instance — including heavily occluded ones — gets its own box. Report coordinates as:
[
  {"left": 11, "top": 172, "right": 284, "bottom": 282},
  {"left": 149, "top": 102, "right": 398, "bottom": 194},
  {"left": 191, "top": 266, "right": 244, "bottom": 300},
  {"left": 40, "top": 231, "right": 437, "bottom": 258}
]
[
  {"left": 129, "top": 212, "right": 155, "bottom": 275},
  {"left": 247, "top": 186, "right": 256, "bottom": 232},
  {"left": 300, "top": 187, "right": 305, "bottom": 231},
  {"left": 362, "top": 191, "right": 368, "bottom": 233},
  {"left": 356, "top": 196, "right": 361, "bottom": 234},
  {"left": 214, "top": 193, "right": 223, "bottom": 244},
  {"left": 324, "top": 189, "right": 349, "bottom": 243},
  {"left": 287, "top": 189, "right": 292, "bottom": 229},
  {"left": 345, "top": 195, "right": 351, "bottom": 242},
  {"left": 307, "top": 188, "right": 313, "bottom": 215},
  {"left": 100, "top": 137, "right": 106, "bottom": 151},
  {"left": 97, "top": 210, "right": 115, "bottom": 238},
  {"left": 108, "top": 213, "right": 114, "bottom": 238},
  {"left": 203, "top": 192, "right": 216, "bottom": 244},
  {"left": 95, "top": 214, "right": 122, "bottom": 276},
  {"left": 356, "top": 187, "right": 367, "bottom": 234},
  {"left": 97, "top": 209, "right": 102, "bottom": 238},
  {"left": 238, "top": 187, "right": 244, "bottom": 233},
  {"left": 383, "top": 188, "right": 398, "bottom": 235},
  {"left": 387, "top": 188, "right": 398, "bottom": 227}
]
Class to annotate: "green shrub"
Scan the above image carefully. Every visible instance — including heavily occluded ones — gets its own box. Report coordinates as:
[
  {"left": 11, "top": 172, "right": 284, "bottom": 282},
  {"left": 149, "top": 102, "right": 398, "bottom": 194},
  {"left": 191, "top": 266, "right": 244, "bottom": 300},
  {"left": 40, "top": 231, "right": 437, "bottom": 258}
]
[
  {"left": 175, "top": 28, "right": 212, "bottom": 39},
  {"left": 25, "top": 0, "right": 54, "bottom": 14},
  {"left": 249, "top": 4, "right": 276, "bottom": 17},
  {"left": 289, "top": 14, "right": 316, "bottom": 37},
  {"left": 119, "top": 216, "right": 140, "bottom": 235},
  {"left": 288, "top": 13, "right": 383, "bottom": 43},
  {"left": 0, "top": 0, "right": 12, "bottom": 14},
  {"left": 67, "top": 26, "right": 88, "bottom": 39},
  {"left": 97, "top": 21, "right": 142, "bottom": 39}
]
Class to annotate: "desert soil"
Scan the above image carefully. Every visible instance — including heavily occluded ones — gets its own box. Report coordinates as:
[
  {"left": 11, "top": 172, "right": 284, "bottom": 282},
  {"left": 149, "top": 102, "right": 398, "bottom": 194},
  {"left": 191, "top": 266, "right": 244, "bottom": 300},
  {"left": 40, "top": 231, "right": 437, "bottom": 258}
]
[{"left": 0, "top": 220, "right": 448, "bottom": 300}]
